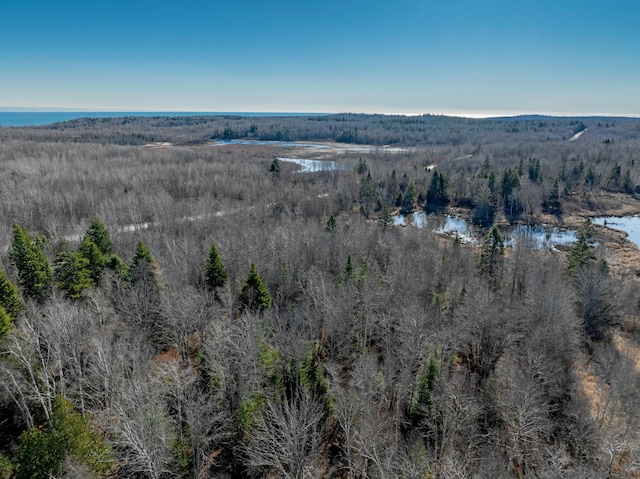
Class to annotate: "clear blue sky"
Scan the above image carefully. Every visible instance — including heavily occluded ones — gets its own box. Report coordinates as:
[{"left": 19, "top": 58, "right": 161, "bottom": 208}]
[{"left": 2, "top": 0, "right": 639, "bottom": 116}]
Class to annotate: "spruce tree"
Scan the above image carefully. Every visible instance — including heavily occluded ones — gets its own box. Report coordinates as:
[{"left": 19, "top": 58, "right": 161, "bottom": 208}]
[
  {"left": 0, "top": 267, "right": 23, "bottom": 320},
  {"left": 9, "top": 224, "right": 52, "bottom": 301},
  {"left": 240, "top": 263, "right": 272, "bottom": 313},
  {"left": 130, "top": 241, "right": 157, "bottom": 285},
  {"left": 54, "top": 249, "right": 94, "bottom": 300},
  {"left": 567, "top": 222, "right": 595, "bottom": 274},
  {"left": 78, "top": 237, "right": 106, "bottom": 284},
  {"left": 85, "top": 215, "right": 114, "bottom": 257},
  {"left": 204, "top": 243, "right": 228, "bottom": 290},
  {"left": 477, "top": 224, "right": 505, "bottom": 286}
]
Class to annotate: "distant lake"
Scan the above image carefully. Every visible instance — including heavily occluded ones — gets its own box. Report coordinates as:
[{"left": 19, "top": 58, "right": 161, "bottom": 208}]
[{"left": 0, "top": 111, "right": 329, "bottom": 127}]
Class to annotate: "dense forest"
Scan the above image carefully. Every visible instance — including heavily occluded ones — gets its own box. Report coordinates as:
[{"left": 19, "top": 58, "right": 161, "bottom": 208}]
[{"left": 1, "top": 114, "right": 640, "bottom": 478}]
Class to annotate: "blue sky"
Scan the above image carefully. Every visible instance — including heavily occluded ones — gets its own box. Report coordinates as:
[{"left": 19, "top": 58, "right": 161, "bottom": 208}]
[{"left": 2, "top": 0, "right": 639, "bottom": 116}]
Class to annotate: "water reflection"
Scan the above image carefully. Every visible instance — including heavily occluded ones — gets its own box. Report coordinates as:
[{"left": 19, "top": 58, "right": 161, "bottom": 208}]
[
  {"left": 593, "top": 216, "right": 640, "bottom": 249},
  {"left": 506, "top": 225, "right": 577, "bottom": 249},
  {"left": 393, "top": 212, "right": 577, "bottom": 249}
]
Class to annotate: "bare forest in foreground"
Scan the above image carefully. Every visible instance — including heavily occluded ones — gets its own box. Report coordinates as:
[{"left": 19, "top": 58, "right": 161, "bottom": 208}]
[{"left": 2, "top": 113, "right": 640, "bottom": 478}]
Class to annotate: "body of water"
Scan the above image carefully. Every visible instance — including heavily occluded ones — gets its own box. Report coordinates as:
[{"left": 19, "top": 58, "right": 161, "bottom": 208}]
[
  {"left": 0, "top": 111, "right": 328, "bottom": 127},
  {"left": 277, "top": 157, "right": 344, "bottom": 173},
  {"left": 212, "top": 140, "right": 331, "bottom": 149},
  {"left": 593, "top": 216, "right": 640, "bottom": 249},
  {"left": 394, "top": 212, "right": 577, "bottom": 249}
]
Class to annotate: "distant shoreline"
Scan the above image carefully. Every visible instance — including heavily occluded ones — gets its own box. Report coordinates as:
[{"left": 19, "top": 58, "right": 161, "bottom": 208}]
[{"left": 0, "top": 111, "right": 331, "bottom": 127}]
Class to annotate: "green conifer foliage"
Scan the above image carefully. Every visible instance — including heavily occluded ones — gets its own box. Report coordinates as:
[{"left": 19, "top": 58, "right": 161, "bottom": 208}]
[
  {"left": 54, "top": 250, "right": 94, "bottom": 300},
  {"left": 0, "top": 267, "right": 23, "bottom": 320},
  {"left": 379, "top": 203, "right": 394, "bottom": 228},
  {"left": 567, "top": 221, "right": 596, "bottom": 274},
  {"left": 107, "top": 254, "right": 131, "bottom": 283},
  {"left": 130, "top": 241, "right": 158, "bottom": 286},
  {"left": 9, "top": 224, "right": 52, "bottom": 301},
  {"left": 205, "top": 243, "right": 228, "bottom": 290},
  {"left": 269, "top": 157, "right": 281, "bottom": 178},
  {"left": 131, "top": 241, "right": 155, "bottom": 269},
  {"left": 240, "top": 263, "right": 272, "bottom": 312},
  {"left": 0, "top": 305, "right": 12, "bottom": 343},
  {"left": 325, "top": 214, "right": 337, "bottom": 233},
  {"left": 85, "top": 215, "right": 114, "bottom": 257},
  {"left": 343, "top": 254, "right": 355, "bottom": 280},
  {"left": 15, "top": 395, "right": 113, "bottom": 479},
  {"left": 78, "top": 237, "right": 106, "bottom": 284},
  {"left": 477, "top": 224, "right": 505, "bottom": 287}
]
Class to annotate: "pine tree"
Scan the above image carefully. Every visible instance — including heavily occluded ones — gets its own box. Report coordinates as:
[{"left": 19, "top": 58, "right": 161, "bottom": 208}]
[
  {"left": 240, "top": 263, "right": 272, "bottom": 313},
  {"left": 10, "top": 224, "right": 52, "bottom": 301},
  {"left": 85, "top": 215, "right": 114, "bottom": 257},
  {"left": 78, "top": 237, "right": 106, "bottom": 284},
  {"left": 0, "top": 267, "right": 23, "bottom": 320},
  {"left": 205, "top": 243, "right": 228, "bottom": 290}
]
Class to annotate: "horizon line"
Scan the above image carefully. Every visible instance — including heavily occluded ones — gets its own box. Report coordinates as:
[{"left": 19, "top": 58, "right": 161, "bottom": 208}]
[{"left": 1, "top": 108, "right": 639, "bottom": 120}]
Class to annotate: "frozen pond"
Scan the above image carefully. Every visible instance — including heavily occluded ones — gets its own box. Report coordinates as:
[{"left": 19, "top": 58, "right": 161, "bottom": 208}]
[
  {"left": 277, "top": 157, "right": 344, "bottom": 173},
  {"left": 211, "top": 139, "right": 332, "bottom": 149},
  {"left": 593, "top": 216, "right": 640, "bottom": 249},
  {"left": 393, "top": 212, "right": 577, "bottom": 249},
  {"left": 210, "top": 139, "right": 408, "bottom": 152}
]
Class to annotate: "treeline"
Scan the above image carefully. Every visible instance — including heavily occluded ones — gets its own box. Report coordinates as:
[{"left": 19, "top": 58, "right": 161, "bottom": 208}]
[{"left": 2, "top": 113, "right": 639, "bottom": 147}]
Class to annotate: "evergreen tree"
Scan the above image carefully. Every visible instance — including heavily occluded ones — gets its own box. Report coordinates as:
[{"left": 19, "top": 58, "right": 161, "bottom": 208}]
[
  {"left": 0, "top": 267, "right": 23, "bottom": 320},
  {"left": 359, "top": 172, "right": 376, "bottom": 217},
  {"left": 15, "top": 395, "right": 113, "bottom": 479},
  {"left": 343, "top": 254, "right": 355, "bottom": 280},
  {"left": 106, "top": 254, "right": 131, "bottom": 284},
  {"left": 130, "top": 241, "right": 157, "bottom": 285},
  {"left": 0, "top": 305, "right": 12, "bottom": 343},
  {"left": 401, "top": 181, "right": 417, "bottom": 214},
  {"left": 78, "top": 237, "right": 106, "bottom": 284},
  {"left": 54, "top": 248, "right": 94, "bottom": 300},
  {"left": 9, "top": 224, "right": 52, "bottom": 301},
  {"left": 379, "top": 203, "right": 394, "bottom": 229},
  {"left": 426, "top": 171, "right": 449, "bottom": 208},
  {"left": 477, "top": 224, "right": 505, "bottom": 287},
  {"left": 325, "top": 214, "right": 337, "bottom": 233},
  {"left": 567, "top": 221, "right": 595, "bottom": 274},
  {"left": 85, "top": 215, "right": 114, "bottom": 257},
  {"left": 269, "top": 158, "right": 280, "bottom": 178},
  {"left": 205, "top": 243, "right": 228, "bottom": 290},
  {"left": 240, "top": 263, "right": 272, "bottom": 313}
]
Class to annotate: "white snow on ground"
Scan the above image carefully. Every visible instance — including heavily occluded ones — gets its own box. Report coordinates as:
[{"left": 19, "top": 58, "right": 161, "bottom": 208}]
[{"left": 568, "top": 129, "right": 587, "bottom": 141}]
